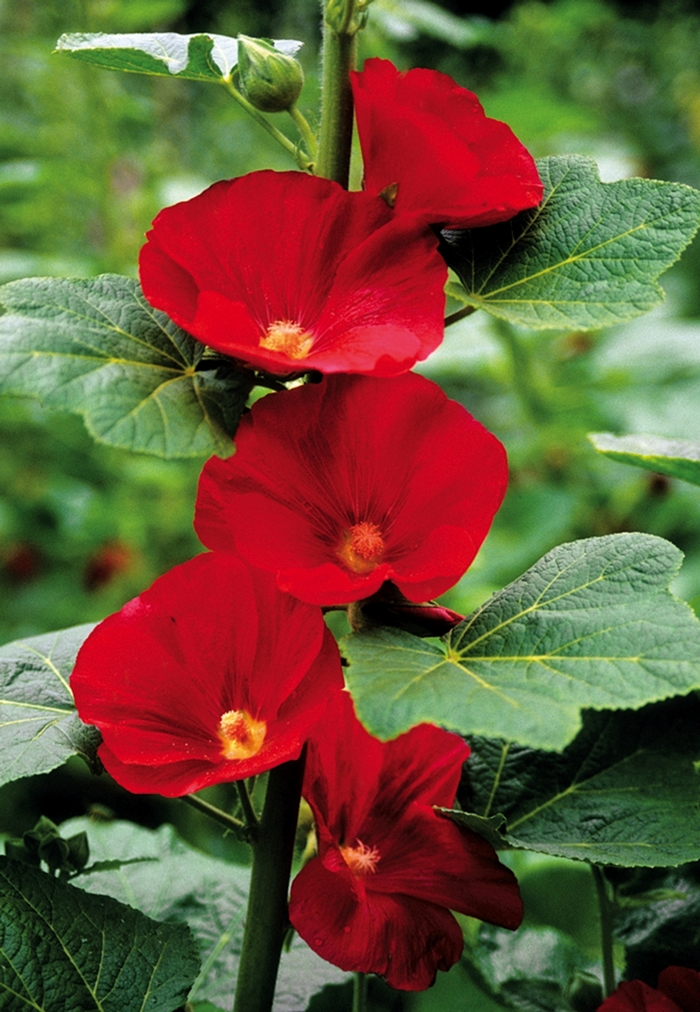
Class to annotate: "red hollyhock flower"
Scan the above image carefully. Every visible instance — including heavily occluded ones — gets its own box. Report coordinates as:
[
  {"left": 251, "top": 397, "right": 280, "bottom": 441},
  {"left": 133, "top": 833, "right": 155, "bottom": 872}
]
[
  {"left": 139, "top": 170, "right": 447, "bottom": 377},
  {"left": 194, "top": 372, "right": 507, "bottom": 606},
  {"left": 351, "top": 58, "right": 544, "bottom": 229},
  {"left": 599, "top": 970, "right": 700, "bottom": 1012},
  {"left": 70, "top": 553, "right": 343, "bottom": 797},
  {"left": 288, "top": 692, "right": 522, "bottom": 991}
]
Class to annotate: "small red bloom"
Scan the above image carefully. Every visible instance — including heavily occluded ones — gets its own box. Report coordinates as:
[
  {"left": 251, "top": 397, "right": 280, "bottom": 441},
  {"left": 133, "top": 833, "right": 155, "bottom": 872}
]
[
  {"left": 194, "top": 372, "right": 507, "bottom": 606},
  {"left": 599, "top": 970, "right": 700, "bottom": 1012},
  {"left": 70, "top": 553, "right": 343, "bottom": 797},
  {"left": 351, "top": 58, "right": 544, "bottom": 229},
  {"left": 288, "top": 692, "right": 522, "bottom": 991},
  {"left": 139, "top": 170, "right": 446, "bottom": 377}
]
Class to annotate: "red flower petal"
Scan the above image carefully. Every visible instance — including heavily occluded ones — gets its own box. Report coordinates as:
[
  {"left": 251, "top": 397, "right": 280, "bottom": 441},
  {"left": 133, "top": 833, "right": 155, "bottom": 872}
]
[
  {"left": 658, "top": 968, "right": 700, "bottom": 1012},
  {"left": 289, "top": 857, "right": 464, "bottom": 991},
  {"left": 289, "top": 692, "right": 522, "bottom": 989},
  {"left": 351, "top": 58, "right": 543, "bottom": 229},
  {"left": 139, "top": 170, "right": 446, "bottom": 376},
  {"left": 194, "top": 372, "right": 507, "bottom": 605},
  {"left": 599, "top": 981, "right": 684, "bottom": 1012},
  {"left": 70, "top": 553, "right": 343, "bottom": 796}
]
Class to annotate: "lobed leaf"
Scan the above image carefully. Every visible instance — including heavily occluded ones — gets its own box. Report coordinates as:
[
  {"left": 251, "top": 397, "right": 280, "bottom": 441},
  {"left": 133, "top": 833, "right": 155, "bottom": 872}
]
[
  {"left": 342, "top": 533, "right": 700, "bottom": 750},
  {"left": 0, "top": 624, "right": 99, "bottom": 789},
  {"left": 442, "top": 155, "right": 700, "bottom": 329},
  {"left": 450, "top": 695, "right": 700, "bottom": 866},
  {"left": 0, "top": 274, "right": 254, "bottom": 458},
  {"left": 55, "top": 32, "right": 301, "bottom": 84},
  {"left": 0, "top": 856, "right": 199, "bottom": 1012},
  {"left": 59, "top": 818, "right": 352, "bottom": 1011},
  {"left": 589, "top": 432, "right": 700, "bottom": 486}
]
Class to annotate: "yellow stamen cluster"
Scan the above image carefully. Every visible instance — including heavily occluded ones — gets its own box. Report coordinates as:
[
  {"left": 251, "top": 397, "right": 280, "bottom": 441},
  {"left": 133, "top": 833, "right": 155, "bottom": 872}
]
[
  {"left": 340, "top": 839, "right": 381, "bottom": 876},
  {"left": 337, "top": 520, "right": 385, "bottom": 574},
  {"left": 217, "top": 708, "right": 267, "bottom": 760},
  {"left": 259, "top": 319, "right": 314, "bottom": 359}
]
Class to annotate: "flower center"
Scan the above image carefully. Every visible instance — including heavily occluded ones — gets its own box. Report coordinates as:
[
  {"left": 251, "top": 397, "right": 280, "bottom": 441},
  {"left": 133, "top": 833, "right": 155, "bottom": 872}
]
[
  {"left": 340, "top": 839, "right": 381, "bottom": 877},
  {"left": 217, "top": 709, "right": 266, "bottom": 760},
  {"left": 259, "top": 319, "right": 314, "bottom": 360},
  {"left": 337, "top": 521, "right": 385, "bottom": 574}
]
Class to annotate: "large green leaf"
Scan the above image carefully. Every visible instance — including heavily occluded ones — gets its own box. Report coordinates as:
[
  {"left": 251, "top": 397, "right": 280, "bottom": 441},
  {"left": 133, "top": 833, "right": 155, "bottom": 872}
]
[
  {"left": 0, "top": 624, "right": 99, "bottom": 789},
  {"left": 589, "top": 432, "right": 700, "bottom": 487},
  {"left": 450, "top": 696, "right": 700, "bottom": 866},
  {"left": 61, "top": 819, "right": 351, "bottom": 1011},
  {"left": 0, "top": 274, "right": 254, "bottom": 458},
  {"left": 55, "top": 32, "right": 301, "bottom": 84},
  {"left": 0, "top": 856, "right": 199, "bottom": 1012},
  {"left": 342, "top": 533, "right": 700, "bottom": 750},
  {"left": 442, "top": 156, "right": 700, "bottom": 329}
]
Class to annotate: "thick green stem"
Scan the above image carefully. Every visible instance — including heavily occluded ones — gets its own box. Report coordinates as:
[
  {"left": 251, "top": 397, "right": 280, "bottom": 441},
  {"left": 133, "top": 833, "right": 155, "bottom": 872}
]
[
  {"left": 352, "top": 972, "right": 368, "bottom": 1012},
  {"left": 592, "top": 865, "right": 616, "bottom": 998},
  {"left": 316, "top": 12, "right": 357, "bottom": 184},
  {"left": 232, "top": 753, "right": 306, "bottom": 1012},
  {"left": 444, "top": 305, "right": 477, "bottom": 327}
]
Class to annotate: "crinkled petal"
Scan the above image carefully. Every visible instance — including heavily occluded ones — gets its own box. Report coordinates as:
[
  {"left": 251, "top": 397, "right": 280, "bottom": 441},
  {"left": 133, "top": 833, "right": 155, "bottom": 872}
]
[
  {"left": 658, "top": 968, "right": 700, "bottom": 1012},
  {"left": 599, "top": 981, "right": 684, "bottom": 1012},
  {"left": 289, "top": 857, "right": 464, "bottom": 991}
]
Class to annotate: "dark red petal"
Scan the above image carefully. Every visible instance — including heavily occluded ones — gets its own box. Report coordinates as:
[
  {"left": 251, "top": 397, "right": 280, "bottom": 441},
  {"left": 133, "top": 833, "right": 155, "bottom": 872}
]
[
  {"left": 658, "top": 968, "right": 700, "bottom": 1012},
  {"left": 599, "top": 981, "right": 683, "bottom": 1012},
  {"left": 289, "top": 857, "right": 464, "bottom": 991},
  {"left": 362, "top": 803, "right": 522, "bottom": 929}
]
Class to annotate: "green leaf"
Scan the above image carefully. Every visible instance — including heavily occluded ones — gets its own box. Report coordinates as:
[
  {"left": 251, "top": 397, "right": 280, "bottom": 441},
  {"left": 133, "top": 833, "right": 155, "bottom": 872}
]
[
  {"left": 614, "top": 867, "right": 700, "bottom": 980},
  {"left": 55, "top": 32, "right": 302, "bottom": 84},
  {"left": 0, "top": 275, "right": 255, "bottom": 458},
  {"left": 589, "top": 432, "right": 700, "bottom": 487},
  {"left": 441, "top": 156, "right": 700, "bottom": 329},
  {"left": 0, "top": 856, "right": 199, "bottom": 1012},
  {"left": 0, "top": 624, "right": 99, "bottom": 789},
  {"left": 342, "top": 533, "right": 700, "bottom": 750},
  {"left": 59, "top": 818, "right": 352, "bottom": 1011},
  {"left": 449, "top": 696, "right": 700, "bottom": 866},
  {"left": 466, "top": 923, "right": 591, "bottom": 1012}
]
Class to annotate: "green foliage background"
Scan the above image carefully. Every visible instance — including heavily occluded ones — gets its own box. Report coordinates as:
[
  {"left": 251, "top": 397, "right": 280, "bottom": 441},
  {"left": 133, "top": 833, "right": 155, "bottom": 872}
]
[{"left": 3, "top": 1, "right": 700, "bottom": 1009}]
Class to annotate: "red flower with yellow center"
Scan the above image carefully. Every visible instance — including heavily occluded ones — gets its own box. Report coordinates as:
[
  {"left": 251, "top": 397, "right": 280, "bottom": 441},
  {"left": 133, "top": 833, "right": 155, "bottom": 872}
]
[
  {"left": 288, "top": 692, "right": 523, "bottom": 991},
  {"left": 70, "top": 553, "right": 343, "bottom": 797},
  {"left": 194, "top": 372, "right": 507, "bottom": 606},
  {"left": 351, "top": 58, "right": 544, "bottom": 229},
  {"left": 138, "top": 170, "right": 447, "bottom": 377}
]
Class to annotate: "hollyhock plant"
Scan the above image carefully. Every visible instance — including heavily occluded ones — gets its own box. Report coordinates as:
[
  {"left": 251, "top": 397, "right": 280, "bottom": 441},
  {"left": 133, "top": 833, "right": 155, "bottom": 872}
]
[
  {"left": 139, "top": 169, "right": 447, "bottom": 377},
  {"left": 351, "top": 58, "right": 544, "bottom": 229},
  {"left": 288, "top": 692, "right": 523, "bottom": 991},
  {"left": 70, "top": 552, "right": 343, "bottom": 797},
  {"left": 194, "top": 371, "right": 508, "bottom": 606},
  {"left": 599, "top": 969, "right": 700, "bottom": 1012}
]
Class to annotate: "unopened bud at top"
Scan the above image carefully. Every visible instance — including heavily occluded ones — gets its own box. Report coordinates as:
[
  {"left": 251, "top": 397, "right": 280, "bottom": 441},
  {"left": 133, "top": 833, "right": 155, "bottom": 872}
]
[{"left": 237, "top": 35, "right": 304, "bottom": 112}]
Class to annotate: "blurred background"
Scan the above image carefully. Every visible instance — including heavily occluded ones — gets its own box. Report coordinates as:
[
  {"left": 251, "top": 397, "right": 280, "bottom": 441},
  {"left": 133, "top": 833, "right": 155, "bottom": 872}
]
[{"left": 3, "top": 2, "right": 700, "bottom": 1008}]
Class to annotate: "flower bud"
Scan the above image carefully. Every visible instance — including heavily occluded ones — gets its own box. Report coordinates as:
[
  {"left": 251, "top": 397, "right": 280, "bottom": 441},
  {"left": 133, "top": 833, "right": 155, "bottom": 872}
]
[{"left": 237, "top": 35, "right": 303, "bottom": 113}]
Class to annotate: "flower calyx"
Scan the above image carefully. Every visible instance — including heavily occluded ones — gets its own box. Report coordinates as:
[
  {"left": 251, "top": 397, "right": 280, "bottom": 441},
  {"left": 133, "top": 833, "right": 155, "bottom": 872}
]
[{"left": 237, "top": 35, "right": 304, "bottom": 113}]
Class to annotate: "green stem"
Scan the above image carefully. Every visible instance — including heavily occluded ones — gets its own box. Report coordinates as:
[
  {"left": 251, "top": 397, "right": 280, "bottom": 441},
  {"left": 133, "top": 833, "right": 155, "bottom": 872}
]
[
  {"left": 444, "top": 305, "right": 477, "bottom": 327},
  {"left": 316, "top": 10, "right": 357, "bottom": 184},
  {"left": 352, "top": 972, "right": 368, "bottom": 1012},
  {"left": 592, "top": 865, "right": 616, "bottom": 998},
  {"left": 232, "top": 753, "right": 306, "bottom": 1012},
  {"left": 236, "top": 779, "right": 260, "bottom": 838},
  {"left": 492, "top": 317, "right": 551, "bottom": 424},
  {"left": 222, "top": 79, "right": 311, "bottom": 170},
  {"left": 288, "top": 103, "right": 318, "bottom": 161},
  {"left": 181, "top": 794, "right": 247, "bottom": 839}
]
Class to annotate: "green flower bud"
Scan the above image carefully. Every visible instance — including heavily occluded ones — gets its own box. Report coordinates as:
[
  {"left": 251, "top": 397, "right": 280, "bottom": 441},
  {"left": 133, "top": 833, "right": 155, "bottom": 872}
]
[{"left": 237, "top": 36, "right": 303, "bottom": 113}]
